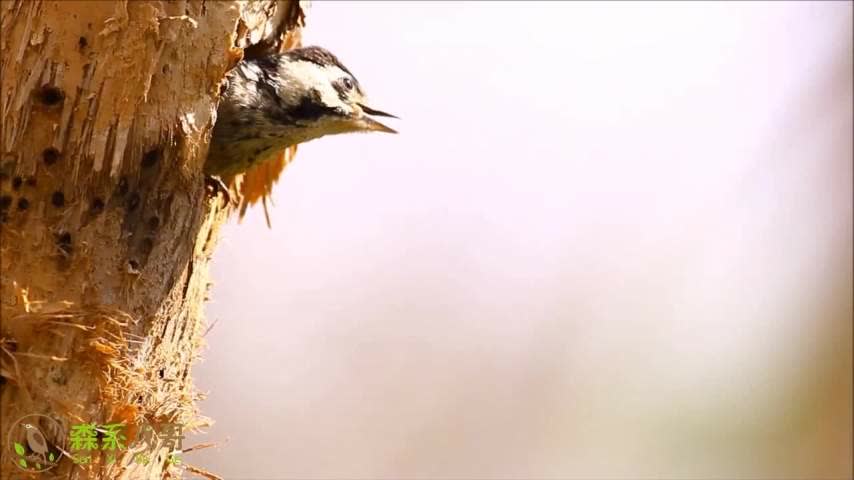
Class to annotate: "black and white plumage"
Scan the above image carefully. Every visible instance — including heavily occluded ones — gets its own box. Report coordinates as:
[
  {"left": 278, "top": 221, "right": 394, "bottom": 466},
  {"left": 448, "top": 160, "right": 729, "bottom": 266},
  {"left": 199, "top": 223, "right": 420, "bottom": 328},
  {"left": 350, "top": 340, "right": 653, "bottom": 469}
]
[{"left": 205, "top": 46, "right": 397, "bottom": 178}]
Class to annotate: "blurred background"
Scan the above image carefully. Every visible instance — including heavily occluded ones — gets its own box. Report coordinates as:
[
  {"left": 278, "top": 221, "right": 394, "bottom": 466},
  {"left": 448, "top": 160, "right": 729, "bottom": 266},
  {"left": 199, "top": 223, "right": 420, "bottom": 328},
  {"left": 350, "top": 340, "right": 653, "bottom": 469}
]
[{"left": 191, "top": 2, "right": 853, "bottom": 478}]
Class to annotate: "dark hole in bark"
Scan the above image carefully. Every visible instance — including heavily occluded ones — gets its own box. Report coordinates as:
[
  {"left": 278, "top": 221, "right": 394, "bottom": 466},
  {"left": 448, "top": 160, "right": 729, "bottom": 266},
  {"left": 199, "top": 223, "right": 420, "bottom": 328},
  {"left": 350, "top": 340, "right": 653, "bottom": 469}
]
[
  {"left": 158, "top": 368, "right": 165, "bottom": 378},
  {"left": 51, "top": 191, "right": 65, "bottom": 207},
  {"left": 91, "top": 197, "right": 105, "bottom": 214},
  {"left": 78, "top": 36, "right": 88, "bottom": 49},
  {"left": 42, "top": 147, "right": 60, "bottom": 165},
  {"left": 24, "top": 176, "right": 36, "bottom": 187},
  {"left": 12, "top": 176, "right": 22, "bottom": 190},
  {"left": 147, "top": 216, "right": 160, "bottom": 231},
  {"left": 127, "top": 192, "right": 140, "bottom": 211},
  {"left": 128, "top": 259, "right": 139, "bottom": 271},
  {"left": 36, "top": 85, "right": 65, "bottom": 106},
  {"left": 115, "top": 176, "right": 129, "bottom": 197},
  {"left": 142, "top": 148, "right": 161, "bottom": 168},
  {"left": 56, "top": 232, "right": 72, "bottom": 256},
  {"left": 16, "top": 198, "right": 29, "bottom": 211},
  {"left": 0, "top": 195, "right": 11, "bottom": 210}
]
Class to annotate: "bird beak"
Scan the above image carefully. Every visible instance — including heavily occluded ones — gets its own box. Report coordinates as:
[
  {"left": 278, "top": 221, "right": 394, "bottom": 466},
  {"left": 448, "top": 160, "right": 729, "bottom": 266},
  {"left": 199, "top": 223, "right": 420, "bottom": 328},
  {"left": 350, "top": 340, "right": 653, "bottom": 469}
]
[{"left": 357, "top": 104, "right": 398, "bottom": 134}]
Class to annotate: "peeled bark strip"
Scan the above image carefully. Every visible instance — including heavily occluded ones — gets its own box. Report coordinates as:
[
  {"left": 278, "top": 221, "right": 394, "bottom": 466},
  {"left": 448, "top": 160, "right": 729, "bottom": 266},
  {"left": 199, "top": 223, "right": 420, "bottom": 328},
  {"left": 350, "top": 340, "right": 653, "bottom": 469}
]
[{"left": 0, "top": 1, "right": 303, "bottom": 478}]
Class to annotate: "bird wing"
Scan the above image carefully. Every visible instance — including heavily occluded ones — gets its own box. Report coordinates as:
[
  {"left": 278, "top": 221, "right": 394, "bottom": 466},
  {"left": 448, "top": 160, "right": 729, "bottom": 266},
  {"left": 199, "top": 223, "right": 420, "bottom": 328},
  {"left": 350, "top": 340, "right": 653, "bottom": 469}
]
[{"left": 26, "top": 427, "right": 48, "bottom": 453}]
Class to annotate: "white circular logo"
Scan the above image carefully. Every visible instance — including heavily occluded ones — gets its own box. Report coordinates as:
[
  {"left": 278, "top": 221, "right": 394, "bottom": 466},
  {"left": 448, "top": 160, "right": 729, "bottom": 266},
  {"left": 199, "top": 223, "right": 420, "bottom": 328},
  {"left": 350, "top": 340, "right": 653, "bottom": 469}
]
[{"left": 7, "top": 414, "right": 64, "bottom": 472}]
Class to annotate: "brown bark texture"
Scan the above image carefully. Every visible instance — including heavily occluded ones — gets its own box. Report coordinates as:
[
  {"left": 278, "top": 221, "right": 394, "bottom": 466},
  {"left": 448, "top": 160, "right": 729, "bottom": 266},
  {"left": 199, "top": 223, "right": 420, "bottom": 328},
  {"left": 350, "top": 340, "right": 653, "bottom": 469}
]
[{"left": 0, "top": 1, "right": 304, "bottom": 478}]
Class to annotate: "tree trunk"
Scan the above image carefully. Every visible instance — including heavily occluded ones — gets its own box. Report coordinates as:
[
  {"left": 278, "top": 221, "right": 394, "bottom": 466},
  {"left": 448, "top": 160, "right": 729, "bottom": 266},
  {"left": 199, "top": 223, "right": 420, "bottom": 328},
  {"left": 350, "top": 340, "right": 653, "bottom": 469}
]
[{"left": 0, "top": 1, "right": 303, "bottom": 478}]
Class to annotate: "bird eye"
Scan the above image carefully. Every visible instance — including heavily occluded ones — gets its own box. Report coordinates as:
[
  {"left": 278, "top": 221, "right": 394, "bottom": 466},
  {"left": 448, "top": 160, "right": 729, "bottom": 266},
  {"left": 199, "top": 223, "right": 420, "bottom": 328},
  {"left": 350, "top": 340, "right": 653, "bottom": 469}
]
[{"left": 342, "top": 77, "right": 354, "bottom": 91}]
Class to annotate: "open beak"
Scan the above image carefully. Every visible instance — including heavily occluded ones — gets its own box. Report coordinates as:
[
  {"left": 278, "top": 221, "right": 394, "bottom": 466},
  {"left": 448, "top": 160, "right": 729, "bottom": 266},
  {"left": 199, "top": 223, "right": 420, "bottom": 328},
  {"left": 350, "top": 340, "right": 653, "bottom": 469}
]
[{"left": 357, "top": 104, "right": 398, "bottom": 134}]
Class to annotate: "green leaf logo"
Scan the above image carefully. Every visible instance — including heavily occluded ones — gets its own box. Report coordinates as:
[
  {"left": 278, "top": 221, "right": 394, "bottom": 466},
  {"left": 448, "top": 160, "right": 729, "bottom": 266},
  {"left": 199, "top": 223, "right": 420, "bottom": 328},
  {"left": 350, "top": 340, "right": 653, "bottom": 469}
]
[{"left": 10, "top": 414, "right": 64, "bottom": 472}]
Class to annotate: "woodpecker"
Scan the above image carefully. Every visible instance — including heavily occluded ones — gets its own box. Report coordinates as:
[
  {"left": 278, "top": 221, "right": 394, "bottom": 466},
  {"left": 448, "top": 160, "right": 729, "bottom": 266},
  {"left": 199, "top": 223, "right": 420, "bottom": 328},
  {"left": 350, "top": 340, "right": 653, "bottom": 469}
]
[{"left": 205, "top": 46, "right": 397, "bottom": 180}]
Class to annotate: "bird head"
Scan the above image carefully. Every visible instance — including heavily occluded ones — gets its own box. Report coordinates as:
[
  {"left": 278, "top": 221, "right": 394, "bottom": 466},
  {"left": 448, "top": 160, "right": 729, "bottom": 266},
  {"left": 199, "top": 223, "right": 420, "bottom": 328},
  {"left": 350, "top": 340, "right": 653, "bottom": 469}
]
[
  {"left": 206, "top": 46, "right": 398, "bottom": 178},
  {"left": 251, "top": 46, "right": 397, "bottom": 142}
]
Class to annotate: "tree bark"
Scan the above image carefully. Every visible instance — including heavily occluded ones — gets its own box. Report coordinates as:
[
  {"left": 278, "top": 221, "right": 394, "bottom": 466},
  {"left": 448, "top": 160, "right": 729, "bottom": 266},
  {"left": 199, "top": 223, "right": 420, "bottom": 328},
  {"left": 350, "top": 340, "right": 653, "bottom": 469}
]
[{"left": 0, "top": 1, "right": 303, "bottom": 478}]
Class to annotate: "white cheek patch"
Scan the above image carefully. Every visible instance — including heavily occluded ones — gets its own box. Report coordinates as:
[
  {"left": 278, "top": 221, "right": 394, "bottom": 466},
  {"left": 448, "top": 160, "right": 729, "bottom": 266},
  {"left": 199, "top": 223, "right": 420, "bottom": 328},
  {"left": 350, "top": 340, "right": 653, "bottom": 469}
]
[{"left": 279, "top": 61, "right": 354, "bottom": 114}]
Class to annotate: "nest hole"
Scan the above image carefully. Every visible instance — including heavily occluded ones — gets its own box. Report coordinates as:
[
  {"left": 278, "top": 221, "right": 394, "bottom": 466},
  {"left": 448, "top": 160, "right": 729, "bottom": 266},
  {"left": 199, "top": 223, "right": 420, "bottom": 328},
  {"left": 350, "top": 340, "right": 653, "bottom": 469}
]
[
  {"left": 51, "top": 191, "right": 65, "bottom": 207},
  {"left": 36, "top": 85, "right": 65, "bottom": 106},
  {"left": 142, "top": 148, "right": 161, "bottom": 168},
  {"left": 91, "top": 197, "right": 105, "bottom": 214},
  {"left": 56, "top": 232, "right": 72, "bottom": 256},
  {"left": 42, "top": 147, "right": 61, "bottom": 165}
]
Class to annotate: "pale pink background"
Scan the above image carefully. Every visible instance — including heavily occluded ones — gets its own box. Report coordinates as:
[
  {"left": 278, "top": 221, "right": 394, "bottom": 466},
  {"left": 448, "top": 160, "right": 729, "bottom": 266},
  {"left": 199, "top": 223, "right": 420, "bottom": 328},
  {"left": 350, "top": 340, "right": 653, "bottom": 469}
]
[{"left": 191, "top": 2, "right": 853, "bottom": 478}]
